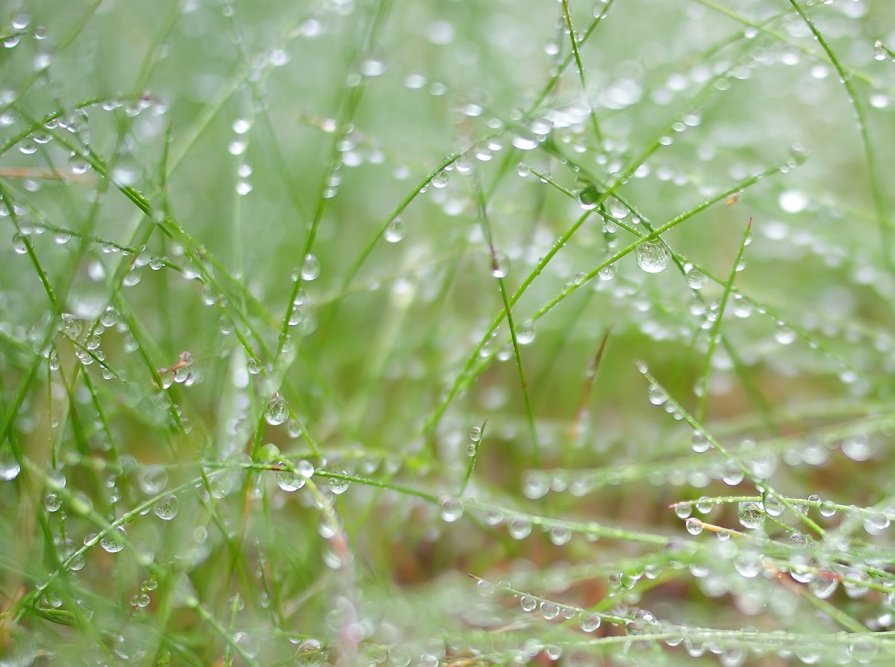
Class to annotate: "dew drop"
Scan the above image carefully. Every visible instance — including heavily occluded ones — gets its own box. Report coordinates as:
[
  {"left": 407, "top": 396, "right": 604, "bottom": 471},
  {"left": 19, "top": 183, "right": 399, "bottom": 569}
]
[
  {"left": 863, "top": 512, "right": 889, "bottom": 535},
  {"left": 511, "top": 133, "right": 539, "bottom": 151},
  {"left": 153, "top": 494, "right": 179, "bottom": 520},
  {"left": 686, "top": 268, "right": 707, "bottom": 290},
  {"left": 264, "top": 394, "right": 289, "bottom": 426},
  {"left": 476, "top": 578, "right": 495, "bottom": 596},
  {"left": 841, "top": 435, "right": 875, "bottom": 461},
  {"left": 276, "top": 469, "right": 305, "bottom": 492},
  {"left": 522, "top": 471, "right": 549, "bottom": 500},
  {"left": 508, "top": 516, "right": 532, "bottom": 539},
  {"left": 579, "top": 612, "right": 602, "bottom": 632},
  {"left": 384, "top": 218, "right": 406, "bottom": 243},
  {"left": 0, "top": 450, "right": 21, "bottom": 481},
  {"left": 635, "top": 239, "right": 671, "bottom": 273},
  {"left": 691, "top": 431, "right": 710, "bottom": 453},
  {"left": 138, "top": 465, "right": 168, "bottom": 495},
  {"left": 100, "top": 527, "right": 127, "bottom": 553},
  {"left": 300, "top": 253, "right": 321, "bottom": 281},
  {"left": 548, "top": 525, "right": 572, "bottom": 545},
  {"left": 516, "top": 320, "right": 535, "bottom": 345},
  {"left": 685, "top": 517, "right": 703, "bottom": 535},
  {"left": 647, "top": 384, "right": 668, "bottom": 406},
  {"left": 540, "top": 601, "right": 560, "bottom": 620},
  {"left": 737, "top": 501, "right": 765, "bottom": 529},
  {"left": 491, "top": 251, "right": 509, "bottom": 278},
  {"left": 809, "top": 571, "right": 838, "bottom": 599},
  {"left": 778, "top": 190, "right": 807, "bottom": 214},
  {"left": 329, "top": 474, "right": 350, "bottom": 495},
  {"left": 439, "top": 496, "right": 463, "bottom": 522},
  {"left": 774, "top": 322, "right": 796, "bottom": 345},
  {"left": 576, "top": 182, "right": 600, "bottom": 211},
  {"left": 520, "top": 595, "right": 537, "bottom": 612},
  {"left": 45, "top": 493, "right": 62, "bottom": 512},
  {"left": 696, "top": 497, "right": 714, "bottom": 514},
  {"left": 296, "top": 459, "right": 315, "bottom": 479}
]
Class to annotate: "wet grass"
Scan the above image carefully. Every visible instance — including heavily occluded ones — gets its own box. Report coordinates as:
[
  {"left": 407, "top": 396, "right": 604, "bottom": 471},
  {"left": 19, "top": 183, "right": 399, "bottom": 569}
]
[{"left": 2, "top": 0, "right": 895, "bottom": 665}]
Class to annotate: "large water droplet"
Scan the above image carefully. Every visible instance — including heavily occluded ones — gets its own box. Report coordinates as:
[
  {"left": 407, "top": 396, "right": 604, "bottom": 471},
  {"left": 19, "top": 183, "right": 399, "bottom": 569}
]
[
  {"left": 439, "top": 496, "right": 463, "bottom": 522},
  {"left": 576, "top": 181, "right": 600, "bottom": 211},
  {"left": 264, "top": 394, "right": 289, "bottom": 426},
  {"left": 153, "top": 494, "right": 179, "bottom": 520},
  {"left": 384, "top": 218, "right": 405, "bottom": 243},
  {"left": 100, "top": 527, "right": 127, "bottom": 553},
  {"left": 0, "top": 450, "right": 21, "bottom": 481},
  {"left": 300, "top": 254, "right": 320, "bottom": 281},
  {"left": 635, "top": 239, "right": 671, "bottom": 273},
  {"left": 737, "top": 501, "right": 764, "bottom": 529}
]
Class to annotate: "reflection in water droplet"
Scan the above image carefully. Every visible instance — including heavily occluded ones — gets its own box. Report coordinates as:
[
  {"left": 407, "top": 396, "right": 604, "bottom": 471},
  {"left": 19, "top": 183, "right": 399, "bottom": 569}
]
[
  {"left": 439, "top": 496, "right": 463, "bottom": 522},
  {"left": 491, "top": 251, "right": 509, "bottom": 278},
  {"left": 635, "top": 239, "right": 671, "bottom": 273},
  {"left": 300, "top": 254, "right": 320, "bottom": 281},
  {"left": 384, "top": 218, "right": 405, "bottom": 243},
  {"left": 737, "top": 501, "right": 764, "bottom": 529},
  {"left": 576, "top": 181, "right": 600, "bottom": 210},
  {"left": 264, "top": 394, "right": 289, "bottom": 426},
  {"left": 153, "top": 494, "right": 179, "bottom": 520},
  {"left": 100, "top": 527, "right": 127, "bottom": 553}
]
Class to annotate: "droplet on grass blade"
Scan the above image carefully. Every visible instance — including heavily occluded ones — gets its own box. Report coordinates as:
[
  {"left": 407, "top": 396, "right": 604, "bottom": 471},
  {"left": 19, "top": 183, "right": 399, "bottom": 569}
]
[
  {"left": 264, "top": 394, "right": 289, "bottom": 426},
  {"left": 635, "top": 239, "right": 670, "bottom": 273}
]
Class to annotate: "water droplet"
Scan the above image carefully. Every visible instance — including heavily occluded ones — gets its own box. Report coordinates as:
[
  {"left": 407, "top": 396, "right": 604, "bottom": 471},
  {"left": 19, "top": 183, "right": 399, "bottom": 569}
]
[
  {"left": 475, "top": 578, "right": 494, "bottom": 596},
  {"left": 516, "top": 320, "right": 535, "bottom": 345},
  {"left": 774, "top": 322, "right": 796, "bottom": 345},
  {"left": 138, "top": 465, "right": 168, "bottom": 494},
  {"left": 737, "top": 501, "right": 765, "bottom": 529},
  {"left": 778, "top": 190, "right": 807, "bottom": 213},
  {"left": 522, "top": 471, "right": 549, "bottom": 499},
  {"left": 360, "top": 58, "right": 386, "bottom": 77},
  {"left": 439, "top": 496, "right": 463, "bottom": 522},
  {"left": 490, "top": 251, "right": 509, "bottom": 278},
  {"left": 507, "top": 516, "right": 532, "bottom": 539},
  {"left": 296, "top": 459, "right": 315, "bottom": 479},
  {"left": 384, "top": 218, "right": 406, "bottom": 243},
  {"left": 696, "top": 497, "right": 714, "bottom": 514},
  {"left": 0, "top": 450, "right": 20, "bottom": 481},
  {"left": 863, "top": 512, "right": 889, "bottom": 535},
  {"left": 686, "top": 268, "right": 707, "bottom": 290},
  {"left": 647, "top": 384, "right": 668, "bottom": 406},
  {"left": 100, "top": 527, "right": 127, "bottom": 553},
  {"left": 234, "top": 632, "right": 260, "bottom": 659},
  {"left": 264, "top": 394, "right": 289, "bottom": 426},
  {"left": 575, "top": 181, "right": 600, "bottom": 210},
  {"left": 520, "top": 595, "right": 537, "bottom": 612},
  {"left": 809, "top": 571, "right": 839, "bottom": 599},
  {"left": 548, "top": 526, "right": 572, "bottom": 545},
  {"left": 511, "top": 133, "right": 539, "bottom": 151},
  {"left": 635, "top": 239, "right": 671, "bottom": 273},
  {"left": 329, "top": 474, "right": 350, "bottom": 495},
  {"left": 276, "top": 469, "right": 305, "bottom": 492},
  {"left": 841, "top": 435, "right": 875, "bottom": 461},
  {"left": 300, "top": 254, "right": 320, "bottom": 281},
  {"left": 45, "top": 492, "right": 62, "bottom": 512},
  {"left": 684, "top": 517, "right": 703, "bottom": 535},
  {"left": 691, "top": 431, "right": 710, "bottom": 453},
  {"left": 540, "top": 600, "right": 560, "bottom": 620},
  {"left": 153, "top": 494, "right": 179, "bottom": 520},
  {"left": 762, "top": 494, "right": 784, "bottom": 517},
  {"left": 579, "top": 612, "right": 602, "bottom": 632}
]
